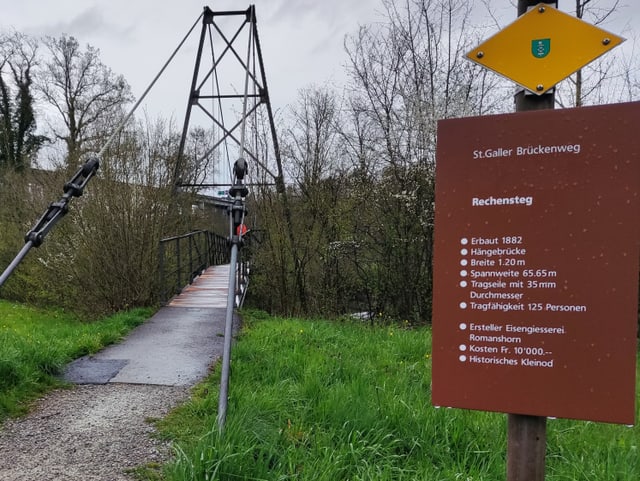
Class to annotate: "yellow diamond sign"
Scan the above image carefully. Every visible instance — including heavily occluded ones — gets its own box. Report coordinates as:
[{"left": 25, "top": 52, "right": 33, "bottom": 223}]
[{"left": 466, "top": 3, "right": 624, "bottom": 95}]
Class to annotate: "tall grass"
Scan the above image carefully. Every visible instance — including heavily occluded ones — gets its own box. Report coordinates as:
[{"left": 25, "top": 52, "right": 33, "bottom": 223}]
[
  {"left": 159, "top": 310, "right": 639, "bottom": 481},
  {"left": 0, "top": 300, "right": 153, "bottom": 420}
]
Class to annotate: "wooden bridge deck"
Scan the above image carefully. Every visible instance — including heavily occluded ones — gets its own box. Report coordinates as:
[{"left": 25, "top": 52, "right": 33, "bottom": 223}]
[{"left": 168, "top": 264, "right": 231, "bottom": 308}]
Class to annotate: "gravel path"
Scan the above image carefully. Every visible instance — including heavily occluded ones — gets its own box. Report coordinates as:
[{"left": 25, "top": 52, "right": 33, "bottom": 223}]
[
  {"left": 0, "top": 384, "right": 189, "bottom": 481},
  {"left": 0, "top": 270, "right": 234, "bottom": 480}
]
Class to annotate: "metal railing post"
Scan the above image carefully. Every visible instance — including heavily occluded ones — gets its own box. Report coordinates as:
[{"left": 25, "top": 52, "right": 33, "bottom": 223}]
[
  {"left": 188, "top": 234, "right": 194, "bottom": 282},
  {"left": 176, "top": 237, "right": 181, "bottom": 295},
  {"left": 159, "top": 241, "right": 166, "bottom": 303}
]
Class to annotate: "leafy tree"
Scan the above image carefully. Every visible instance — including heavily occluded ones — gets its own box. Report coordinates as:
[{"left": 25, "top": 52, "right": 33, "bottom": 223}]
[
  {"left": 9, "top": 115, "right": 200, "bottom": 314},
  {"left": 0, "top": 32, "right": 47, "bottom": 171}
]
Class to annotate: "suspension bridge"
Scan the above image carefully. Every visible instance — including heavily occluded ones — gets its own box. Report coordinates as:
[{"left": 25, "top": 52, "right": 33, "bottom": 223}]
[{"left": 0, "top": 5, "right": 278, "bottom": 429}]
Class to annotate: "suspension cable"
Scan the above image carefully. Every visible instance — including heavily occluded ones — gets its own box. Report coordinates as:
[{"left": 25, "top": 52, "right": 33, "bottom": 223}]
[
  {"left": 208, "top": 24, "right": 233, "bottom": 185},
  {"left": 250, "top": 19, "right": 259, "bottom": 229},
  {"left": 98, "top": 11, "right": 204, "bottom": 158},
  {"left": 217, "top": 8, "right": 256, "bottom": 430},
  {"left": 236, "top": 8, "right": 256, "bottom": 238},
  {"left": 238, "top": 9, "right": 254, "bottom": 166}
]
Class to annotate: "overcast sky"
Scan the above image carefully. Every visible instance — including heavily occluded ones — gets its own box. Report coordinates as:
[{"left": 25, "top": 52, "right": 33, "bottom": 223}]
[
  {"left": 1, "top": 0, "right": 383, "bottom": 118},
  {"left": 2, "top": 0, "right": 638, "bottom": 121},
  {"left": 2, "top": 0, "right": 638, "bottom": 119}
]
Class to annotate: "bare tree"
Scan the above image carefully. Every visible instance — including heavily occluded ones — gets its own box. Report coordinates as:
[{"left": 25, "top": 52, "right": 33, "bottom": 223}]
[
  {"left": 38, "top": 34, "right": 133, "bottom": 166},
  {"left": 250, "top": 0, "right": 508, "bottom": 319},
  {"left": 251, "top": 87, "right": 345, "bottom": 313},
  {"left": 284, "top": 87, "right": 343, "bottom": 194},
  {"left": 557, "top": 0, "right": 639, "bottom": 107},
  {"left": 338, "top": 0, "right": 502, "bottom": 320}
]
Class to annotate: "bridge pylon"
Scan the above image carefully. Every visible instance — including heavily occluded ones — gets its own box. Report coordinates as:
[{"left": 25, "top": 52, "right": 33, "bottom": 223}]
[
  {"left": 171, "top": 5, "right": 286, "bottom": 432},
  {"left": 173, "top": 5, "right": 282, "bottom": 196}
]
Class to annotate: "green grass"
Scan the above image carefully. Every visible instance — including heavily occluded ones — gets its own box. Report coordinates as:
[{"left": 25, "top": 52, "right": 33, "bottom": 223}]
[
  {"left": 0, "top": 300, "right": 153, "bottom": 420},
  {"left": 156, "top": 310, "right": 640, "bottom": 481}
]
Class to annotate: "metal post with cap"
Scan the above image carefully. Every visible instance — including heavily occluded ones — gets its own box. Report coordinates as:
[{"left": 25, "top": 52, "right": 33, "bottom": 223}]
[
  {"left": 514, "top": 1, "right": 557, "bottom": 112},
  {"left": 217, "top": 157, "right": 249, "bottom": 430}
]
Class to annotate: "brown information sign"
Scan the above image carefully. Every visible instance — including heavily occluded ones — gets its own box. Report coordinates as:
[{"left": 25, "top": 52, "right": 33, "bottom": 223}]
[{"left": 432, "top": 102, "right": 640, "bottom": 425}]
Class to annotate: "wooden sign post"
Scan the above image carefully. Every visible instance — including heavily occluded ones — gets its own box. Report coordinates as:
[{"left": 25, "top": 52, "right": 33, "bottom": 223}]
[{"left": 510, "top": 4, "right": 553, "bottom": 480}]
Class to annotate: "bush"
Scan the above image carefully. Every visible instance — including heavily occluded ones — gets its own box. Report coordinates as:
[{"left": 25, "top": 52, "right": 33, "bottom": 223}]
[{"left": 0, "top": 119, "right": 210, "bottom": 315}]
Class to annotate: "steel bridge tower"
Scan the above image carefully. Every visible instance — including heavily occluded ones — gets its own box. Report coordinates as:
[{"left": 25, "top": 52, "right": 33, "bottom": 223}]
[{"left": 173, "top": 5, "right": 283, "bottom": 198}]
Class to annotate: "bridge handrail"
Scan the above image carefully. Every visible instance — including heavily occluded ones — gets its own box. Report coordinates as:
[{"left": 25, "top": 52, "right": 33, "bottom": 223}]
[{"left": 159, "top": 230, "right": 229, "bottom": 304}]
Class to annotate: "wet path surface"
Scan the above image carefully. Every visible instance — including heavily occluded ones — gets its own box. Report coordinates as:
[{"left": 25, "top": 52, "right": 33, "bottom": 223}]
[{"left": 64, "top": 264, "right": 237, "bottom": 386}]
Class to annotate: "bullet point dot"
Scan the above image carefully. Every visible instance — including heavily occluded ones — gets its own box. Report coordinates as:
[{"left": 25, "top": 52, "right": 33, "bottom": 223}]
[
  {"left": 459, "top": 280, "right": 467, "bottom": 288},
  {"left": 460, "top": 259, "right": 468, "bottom": 266},
  {"left": 460, "top": 238, "right": 469, "bottom": 245},
  {"left": 459, "top": 355, "right": 467, "bottom": 362},
  {"left": 460, "top": 248, "right": 468, "bottom": 255},
  {"left": 459, "top": 302, "right": 467, "bottom": 309},
  {"left": 460, "top": 270, "right": 468, "bottom": 277},
  {"left": 459, "top": 344, "right": 467, "bottom": 351},
  {"left": 459, "top": 323, "right": 467, "bottom": 330}
]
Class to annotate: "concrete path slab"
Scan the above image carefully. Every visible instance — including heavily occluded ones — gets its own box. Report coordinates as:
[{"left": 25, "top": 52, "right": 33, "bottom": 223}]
[{"left": 63, "top": 265, "right": 237, "bottom": 386}]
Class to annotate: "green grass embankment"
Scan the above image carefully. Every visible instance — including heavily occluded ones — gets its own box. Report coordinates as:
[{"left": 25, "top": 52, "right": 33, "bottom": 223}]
[
  {"left": 158, "top": 310, "right": 639, "bottom": 481},
  {"left": 0, "top": 300, "right": 153, "bottom": 420}
]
